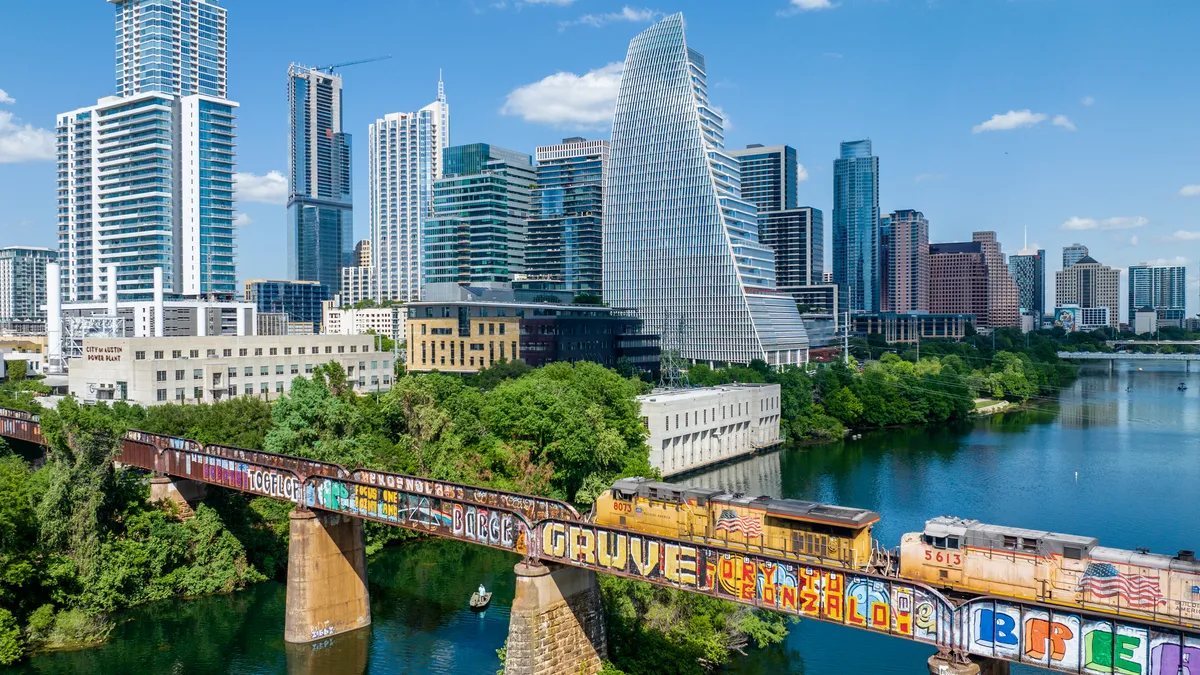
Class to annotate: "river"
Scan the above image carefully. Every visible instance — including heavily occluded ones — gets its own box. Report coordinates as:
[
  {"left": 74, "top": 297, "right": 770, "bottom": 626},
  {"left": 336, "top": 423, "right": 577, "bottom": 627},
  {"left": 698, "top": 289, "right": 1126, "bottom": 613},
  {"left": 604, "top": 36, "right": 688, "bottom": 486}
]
[{"left": 14, "top": 362, "right": 1199, "bottom": 674}]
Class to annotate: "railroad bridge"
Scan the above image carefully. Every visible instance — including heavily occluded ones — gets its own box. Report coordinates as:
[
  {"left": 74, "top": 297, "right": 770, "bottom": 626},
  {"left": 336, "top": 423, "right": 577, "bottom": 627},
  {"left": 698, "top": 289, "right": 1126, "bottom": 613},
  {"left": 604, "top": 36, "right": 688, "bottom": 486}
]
[{"left": 2, "top": 408, "right": 1197, "bottom": 675}]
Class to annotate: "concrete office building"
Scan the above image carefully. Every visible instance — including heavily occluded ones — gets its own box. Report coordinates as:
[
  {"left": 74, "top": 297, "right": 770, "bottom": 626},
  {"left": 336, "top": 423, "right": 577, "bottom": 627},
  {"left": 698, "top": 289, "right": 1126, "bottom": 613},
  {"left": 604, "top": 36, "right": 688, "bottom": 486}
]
[
  {"left": 527, "top": 138, "right": 609, "bottom": 296},
  {"left": 603, "top": 14, "right": 809, "bottom": 366},
  {"left": 58, "top": 0, "right": 237, "bottom": 302},
  {"left": 928, "top": 242, "right": 990, "bottom": 326},
  {"left": 322, "top": 302, "right": 404, "bottom": 342},
  {"left": 880, "top": 210, "right": 929, "bottom": 313},
  {"left": 68, "top": 334, "right": 393, "bottom": 406},
  {"left": 369, "top": 77, "right": 450, "bottom": 302},
  {"left": 0, "top": 247, "right": 56, "bottom": 323},
  {"left": 354, "top": 240, "right": 371, "bottom": 267},
  {"left": 974, "top": 231, "right": 1020, "bottom": 329},
  {"left": 1127, "top": 263, "right": 1187, "bottom": 326},
  {"left": 423, "top": 144, "right": 535, "bottom": 287},
  {"left": 638, "top": 384, "right": 783, "bottom": 477},
  {"left": 850, "top": 313, "right": 973, "bottom": 343},
  {"left": 287, "top": 64, "right": 353, "bottom": 291},
  {"left": 1055, "top": 256, "right": 1120, "bottom": 328},
  {"left": 832, "top": 140, "right": 880, "bottom": 313}
]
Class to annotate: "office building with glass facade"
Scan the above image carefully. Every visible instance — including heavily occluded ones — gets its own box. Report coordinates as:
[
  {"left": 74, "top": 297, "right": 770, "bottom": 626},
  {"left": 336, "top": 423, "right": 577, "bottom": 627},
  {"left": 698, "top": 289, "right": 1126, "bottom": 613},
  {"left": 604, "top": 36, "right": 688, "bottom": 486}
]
[
  {"left": 1062, "top": 243, "right": 1089, "bottom": 269},
  {"left": 832, "top": 140, "right": 880, "bottom": 313},
  {"left": 0, "top": 247, "right": 56, "bottom": 323},
  {"left": 423, "top": 144, "right": 535, "bottom": 286},
  {"left": 727, "top": 144, "right": 798, "bottom": 213},
  {"left": 1128, "top": 264, "right": 1187, "bottom": 326},
  {"left": 603, "top": 13, "right": 808, "bottom": 366},
  {"left": 1008, "top": 249, "right": 1046, "bottom": 319},
  {"left": 287, "top": 64, "right": 353, "bottom": 292},
  {"left": 243, "top": 279, "right": 331, "bottom": 331},
  {"left": 527, "top": 138, "right": 609, "bottom": 295},
  {"left": 58, "top": 0, "right": 237, "bottom": 302},
  {"left": 369, "top": 78, "right": 450, "bottom": 302},
  {"left": 1055, "top": 255, "right": 1120, "bottom": 328}
]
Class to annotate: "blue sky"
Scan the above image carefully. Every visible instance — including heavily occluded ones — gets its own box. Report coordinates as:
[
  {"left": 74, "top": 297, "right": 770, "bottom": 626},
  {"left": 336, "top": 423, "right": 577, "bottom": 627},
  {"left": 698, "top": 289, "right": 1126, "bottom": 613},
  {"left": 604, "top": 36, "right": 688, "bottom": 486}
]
[{"left": 1, "top": 0, "right": 1197, "bottom": 317}]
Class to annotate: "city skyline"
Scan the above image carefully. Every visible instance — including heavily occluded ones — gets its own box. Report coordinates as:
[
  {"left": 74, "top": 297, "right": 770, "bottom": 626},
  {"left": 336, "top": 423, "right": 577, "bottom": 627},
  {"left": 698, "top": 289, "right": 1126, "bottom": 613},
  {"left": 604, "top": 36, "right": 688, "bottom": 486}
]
[{"left": 1, "top": 1, "right": 1198, "bottom": 316}]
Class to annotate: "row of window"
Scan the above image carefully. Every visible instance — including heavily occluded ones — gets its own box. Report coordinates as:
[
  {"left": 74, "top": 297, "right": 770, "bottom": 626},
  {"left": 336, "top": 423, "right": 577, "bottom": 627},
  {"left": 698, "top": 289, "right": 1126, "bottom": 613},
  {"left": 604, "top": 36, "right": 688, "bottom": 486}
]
[
  {"left": 153, "top": 375, "right": 393, "bottom": 402},
  {"left": 153, "top": 361, "right": 390, "bottom": 382},
  {"left": 134, "top": 343, "right": 372, "bottom": 360},
  {"left": 664, "top": 398, "right": 772, "bottom": 431}
]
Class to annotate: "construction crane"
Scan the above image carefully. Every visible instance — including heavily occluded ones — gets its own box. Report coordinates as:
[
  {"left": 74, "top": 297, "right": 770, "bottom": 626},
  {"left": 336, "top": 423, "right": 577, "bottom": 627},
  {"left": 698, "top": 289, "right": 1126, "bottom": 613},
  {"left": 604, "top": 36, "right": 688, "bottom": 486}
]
[{"left": 314, "top": 55, "right": 392, "bottom": 74}]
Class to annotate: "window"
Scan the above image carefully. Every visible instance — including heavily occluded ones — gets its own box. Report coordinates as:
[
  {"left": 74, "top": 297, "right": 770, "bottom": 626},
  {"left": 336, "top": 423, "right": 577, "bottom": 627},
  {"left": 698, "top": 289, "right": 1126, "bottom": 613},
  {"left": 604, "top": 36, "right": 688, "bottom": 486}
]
[
  {"left": 675, "top": 414, "right": 679, "bottom": 428},
  {"left": 1003, "top": 536, "right": 1018, "bottom": 549},
  {"left": 175, "top": 388, "right": 185, "bottom": 401},
  {"left": 947, "top": 537, "right": 961, "bottom": 550},
  {"left": 260, "top": 366, "right": 268, "bottom": 376},
  {"left": 351, "top": 345, "right": 357, "bottom": 353},
  {"left": 239, "top": 348, "right": 247, "bottom": 356},
  {"left": 153, "top": 350, "right": 163, "bottom": 360},
  {"left": 269, "top": 348, "right": 277, "bottom": 356},
  {"left": 305, "top": 364, "right": 314, "bottom": 374},
  {"left": 470, "top": 344, "right": 484, "bottom": 351},
  {"left": 499, "top": 323, "right": 505, "bottom": 335},
  {"left": 489, "top": 323, "right": 495, "bottom": 335},
  {"left": 156, "top": 388, "right": 167, "bottom": 401},
  {"left": 338, "top": 346, "right": 345, "bottom": 353},
  {"left": 156, "top": 370, "right": 167, "bottom": 382},
  {"left": 1064, "top": 546, "right": 1083, "bottom": 560},
  {"left": 228, "top": 367, "right": 237, "bottom": 378},
  {"left": 193, "top": 387, "right": 203, "bottom": 400},
  {"left": 193, "top": 369, "right": 202, "bottom": 380},
  {"left": 275, "top": 382, "right": 284, "bottom": 393},
  {"left": 259, "top": 383, "right": 268, "bottom": 394},
  {"left": 223, "top": 349, "right": 232, "bottom": 357},
  {"left": 135, "top": 351, "right": 146, "bottom": 360},
  {"left": 244, "top": 366, "right": 253, "bottom": 376},
  {"left": 298, "top": 347, "right": 306, "bottom": 355},
  {"left": 363, "top": 345, "right": 369, "bottom": 353},
  {"left": 359, "top": 361, "right": 365, "bottom": 370},
  {"left": 290, "top": 364, "right": 299, "bottom": 375},
  {"left": 244, "top": 384, "right": 253, "bottom": 395},
  {"left": 1021, "top": 539, "right": 1038, "bottom": 553},
  {"left": 383, "top": 360, "right": 390, "bottom": 370},
  {"left": 189, "top": 350, "right": 199, "bottom": 358},
  {"left": 478, "top": 323, "right": 484, "bottom": 335},
  {"left": 175, "top": 369, "right": 185, "bottom": 380},
  {"left": 284, "top": 347, "right": 292, "bottom": 355},
  {"left": 665, "top": 416, "right": 669, "bottom": 431},
  {"left": 254, "top": 348, "right": 263, "bottom": 356},
  {"left": 206, "top": 349, "right": 216, "bottom": 358},
  {"left": 275, "top": 365, "right": 284, "bottom": 375},
  {"left": 172, "top": 350, "right": 182, "bottom": 359},
  {"left": 325, "top": 346, "right": 332, "bottom": 354}
]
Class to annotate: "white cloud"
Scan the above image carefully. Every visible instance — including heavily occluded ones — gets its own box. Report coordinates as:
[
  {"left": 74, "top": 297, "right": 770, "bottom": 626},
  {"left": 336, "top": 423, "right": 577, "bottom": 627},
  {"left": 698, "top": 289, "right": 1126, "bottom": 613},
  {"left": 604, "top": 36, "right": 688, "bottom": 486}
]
[
  {"left": 1179, "top": 185, "right": 1200, "bottom": 197},
  {"left": 0, "top": 89, "right": 14, "bottom": 105},
  {"left": 972, "top": 110, "right": 1047, "bottom": 133},
  {"left": 523, "top": 0, "right": 575, "bottom": 4},
  {"left": 1060, "top": 216, "right": 1149, "bottom": 231},
  {"left": 1081, "top": 96, "right": 1095, "bottom": 106},
  {"left": 797, "top": 164, "right": 809, "bottom": 183},
  {"left": 1143, "top": 256, "right": 1190, "bottom": 267},
  {"left": 1052, "top": 114, "right": 1076, "bottom": 131},
  {"left": 821, "top": 52, "right": 844, "bottom": 59},
  {"left": 1162, "top": 230, "right": 1200, "bottom": 242},
  {"left": 1129, "top": 235, "right": 1139, "bottom": 246},
  {"left": 780, "top": 0, "right": 838, "bottom": 14},
  {"left": 559, "top": 6, "right": 661, "bottom": 29},
  {"left": 914, "top": 173, "right": 945, "bottom": 183},
  {"left": 501, "top": 62, "right": 623, "bottom": 128},
  {"left": 234, "top": 171, "right": 287, "bottom": 205},
  {"left": 233, "top": 213, "right": 253, "bottom": 227},
  {"left": 0, "top": 110, "right": 55, "bottom": 164}
]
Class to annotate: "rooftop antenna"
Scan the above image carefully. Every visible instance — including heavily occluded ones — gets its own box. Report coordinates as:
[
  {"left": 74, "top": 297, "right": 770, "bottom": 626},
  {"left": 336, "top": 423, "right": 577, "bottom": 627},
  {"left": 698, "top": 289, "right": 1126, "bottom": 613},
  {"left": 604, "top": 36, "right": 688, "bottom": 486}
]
[{"left": 438, "top": 68, "right": 445, "bottom": 103}]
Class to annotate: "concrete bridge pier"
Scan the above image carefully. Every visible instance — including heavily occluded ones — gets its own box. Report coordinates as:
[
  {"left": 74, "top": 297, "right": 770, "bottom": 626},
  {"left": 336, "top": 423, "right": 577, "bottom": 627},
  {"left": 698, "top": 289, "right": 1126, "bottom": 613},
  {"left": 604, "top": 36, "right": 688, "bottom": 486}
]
[
  {"left": 149, "top": 475, "right": 206, "bottom": 519},
  {"left": 504, "top": 562, "right": 607, "bottom": 675},
  {"left": 928, "top": 654, "right": 1010, "bottom": 675},
  {"left": 284, "top": 508, "right": 371, "bottom": 644}
]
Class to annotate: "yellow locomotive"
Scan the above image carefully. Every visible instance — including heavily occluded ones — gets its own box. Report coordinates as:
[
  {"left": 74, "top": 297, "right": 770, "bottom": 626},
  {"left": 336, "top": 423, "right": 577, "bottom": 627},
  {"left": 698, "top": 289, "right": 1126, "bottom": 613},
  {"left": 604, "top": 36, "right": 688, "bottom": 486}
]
[
  {"left": 592, "top": 478, "right": 882, "bottom": 569},
  {"left": 901, "top": 516, "right": 1200, "bottom": 627}
]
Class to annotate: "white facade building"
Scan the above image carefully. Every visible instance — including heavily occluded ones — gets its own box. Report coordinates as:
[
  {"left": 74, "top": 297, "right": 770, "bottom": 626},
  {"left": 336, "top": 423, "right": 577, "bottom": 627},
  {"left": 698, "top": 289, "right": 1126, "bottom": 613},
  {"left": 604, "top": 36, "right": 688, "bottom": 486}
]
[
  {"left": 340, "top": 266, "right": 375, "bottom": 306},
  {"left": 0, "top": 247, "right": 56, "bottom": 323},
  {"left": 603, "top": 14, "right": 809, "bottom": 366},
  {"left": 322, "top": 301, "right": 404, "bottom": 342},
  {"left": 369, "top": 77, "right": 449, "bottom": 303},
  {"left": 68, "top": 334, "right": 393, "bottom": 406},
  {"left": 638, "top": 384, "right": 783, "bottom": 478}
]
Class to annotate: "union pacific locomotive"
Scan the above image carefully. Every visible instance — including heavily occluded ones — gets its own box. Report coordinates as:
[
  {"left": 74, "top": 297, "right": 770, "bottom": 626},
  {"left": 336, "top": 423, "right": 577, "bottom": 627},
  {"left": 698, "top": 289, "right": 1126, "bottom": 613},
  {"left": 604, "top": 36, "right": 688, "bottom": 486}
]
[{"left": 593, "top": 478, "right": 1200, "bottom": 627}]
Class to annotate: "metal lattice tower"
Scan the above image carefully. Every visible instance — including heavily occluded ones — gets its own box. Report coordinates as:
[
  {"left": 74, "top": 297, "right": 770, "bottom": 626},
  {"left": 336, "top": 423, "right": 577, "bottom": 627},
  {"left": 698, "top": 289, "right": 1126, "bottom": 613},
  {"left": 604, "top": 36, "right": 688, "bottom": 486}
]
[{"left": 659, "top": 315, "right": 690, "bottom": 389}]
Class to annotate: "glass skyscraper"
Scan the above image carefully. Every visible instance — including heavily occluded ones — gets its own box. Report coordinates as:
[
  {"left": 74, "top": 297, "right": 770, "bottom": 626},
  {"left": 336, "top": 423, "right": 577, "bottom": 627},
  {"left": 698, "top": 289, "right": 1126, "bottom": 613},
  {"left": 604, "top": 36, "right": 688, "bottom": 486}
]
[
  {"left": 1062, "top": 243, "right": 1089, "bottom": 269},
  {"left": 423, "top": 144, "right": 534, "bottom": 286},
  {"left": 369, "top": 77, "right": 449, "bottom": 301},
  {"left": 603, "top": 13, "right": 809, "bottom": 366},
  {"left": 527, "top": 138, "right": 608, "bottom": 295},
  {"left": 1008, "top": 249, "right": 1046, "bottom": 318},
  {"left": 727, "top": 144, "right": 798, "bottom": 213},
  {"left": 833, "top": 139, "right": 880, "bottom": 313},
  {"left": 1128, "top": 264, "right": 1187, "bottom": 325},
  {"left": 58, "top": 0, "right": 237, "bottom": 301},
  {"left": 287, "top": 64, "right": 353, "bottom": 292}
]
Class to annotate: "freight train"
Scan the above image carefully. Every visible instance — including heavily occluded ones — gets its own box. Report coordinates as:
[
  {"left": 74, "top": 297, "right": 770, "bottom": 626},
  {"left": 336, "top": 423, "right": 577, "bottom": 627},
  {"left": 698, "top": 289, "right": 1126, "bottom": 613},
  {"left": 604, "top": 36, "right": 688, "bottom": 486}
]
[{"left": 593, "top": 477, "right": 1200, "bottom": 627}]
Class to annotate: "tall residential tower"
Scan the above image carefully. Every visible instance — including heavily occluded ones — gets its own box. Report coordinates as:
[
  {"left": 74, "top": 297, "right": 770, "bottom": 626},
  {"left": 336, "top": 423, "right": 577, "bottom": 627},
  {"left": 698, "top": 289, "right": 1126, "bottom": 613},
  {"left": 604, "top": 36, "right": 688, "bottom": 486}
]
[
  {"left": 287, "top": 64, "right": 353, "bottom": 292},
  {"left": 832, "top": 140, "right": 880, "bottom": 313},
  {"left": 527, "top": 138, "right": 609, "bottom": 295},
  {"left": 58, "top": 0, "right": 237, "bottom": 301},
  {"left": 603, "top": 14, "right": 808, "bottom": 366},
  {"left": 880, "top": 210, "right": 929, "bottom": 313},
  {"left": 1128, "top": 264, "right": 1187, "bottom": 326},
  {"left": 369, "top": 77, "right": 450, "bottom": 302},
  {"left": 1008, "top": 249, "right": 1046, "bottom": 319}
]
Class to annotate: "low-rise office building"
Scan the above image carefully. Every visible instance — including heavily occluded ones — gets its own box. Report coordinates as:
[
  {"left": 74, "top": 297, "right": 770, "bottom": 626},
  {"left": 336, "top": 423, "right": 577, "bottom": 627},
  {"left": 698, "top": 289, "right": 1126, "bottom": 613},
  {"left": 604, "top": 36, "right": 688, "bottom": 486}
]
[
  {"left": 638, "top": 384, "right": 783, "bottom": 477},
  {"left": 68, "top": 334, "right": 393, "bottom": 406},
  {"left": 322, "top": 302, "right": 404, "bottom": 342},
  {"left": 850, "top": 312, "right": 973, "bottom": 343}
]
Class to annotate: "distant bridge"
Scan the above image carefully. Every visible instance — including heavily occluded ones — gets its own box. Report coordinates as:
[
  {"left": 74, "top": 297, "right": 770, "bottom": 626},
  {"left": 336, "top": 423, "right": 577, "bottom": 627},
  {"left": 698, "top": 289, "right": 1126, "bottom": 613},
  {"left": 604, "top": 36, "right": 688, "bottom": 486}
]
[
  {"left": 1107, "top": 340, "right": 1200, "bottom": 347},
  {"left": 3, "top": 407, "right": 1197, "bottom": 675},
  {"left": 1057, "top": 351, "right": 1199, "bottom": 371}
]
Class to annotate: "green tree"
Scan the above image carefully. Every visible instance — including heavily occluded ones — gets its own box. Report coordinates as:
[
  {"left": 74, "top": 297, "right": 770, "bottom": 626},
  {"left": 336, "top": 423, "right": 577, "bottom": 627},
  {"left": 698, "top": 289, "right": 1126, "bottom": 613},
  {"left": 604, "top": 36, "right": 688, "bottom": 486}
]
[
  {"left": 6, "top": 361, "right": 26, "bottom": 382},
  {"left": 824, "top": 386, "right": 864, "bottom": 425}
]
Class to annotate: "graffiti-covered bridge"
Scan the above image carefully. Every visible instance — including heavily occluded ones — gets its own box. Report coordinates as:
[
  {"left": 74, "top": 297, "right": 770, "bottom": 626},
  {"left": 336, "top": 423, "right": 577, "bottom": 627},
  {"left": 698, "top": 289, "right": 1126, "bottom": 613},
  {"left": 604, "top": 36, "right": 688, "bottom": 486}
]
[{"left": 1, "top": 408, "right": 1196, "bottom": 675}]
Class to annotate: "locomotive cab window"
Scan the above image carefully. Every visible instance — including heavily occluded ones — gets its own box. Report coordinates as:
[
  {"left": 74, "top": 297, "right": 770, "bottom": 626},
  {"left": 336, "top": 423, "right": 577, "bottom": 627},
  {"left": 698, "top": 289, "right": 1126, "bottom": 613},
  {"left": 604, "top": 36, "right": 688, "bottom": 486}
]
[
  {"left": 947, "top": 537, "right": 960, "bottom": 549},
  {"left": 1064, "top": 546, "right": 1083, "bottom": 560}
]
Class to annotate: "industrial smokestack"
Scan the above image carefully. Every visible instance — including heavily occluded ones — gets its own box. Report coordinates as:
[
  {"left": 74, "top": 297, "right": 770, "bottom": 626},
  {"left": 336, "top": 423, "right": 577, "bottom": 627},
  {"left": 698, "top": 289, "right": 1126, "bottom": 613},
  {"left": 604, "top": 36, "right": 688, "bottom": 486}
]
[
  {"left": 107, "top": 265, "right": 118, "bottom": 315},
  {"left": 153, "top": 267, "right": 164, "bottom": 337},
  {"left": 46, "top": 263, "right": 62, "bottom": 374}
]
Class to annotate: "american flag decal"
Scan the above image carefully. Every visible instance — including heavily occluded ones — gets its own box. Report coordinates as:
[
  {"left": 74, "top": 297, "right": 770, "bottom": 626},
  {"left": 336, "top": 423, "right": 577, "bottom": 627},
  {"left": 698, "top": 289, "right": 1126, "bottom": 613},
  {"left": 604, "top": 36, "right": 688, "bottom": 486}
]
[
  {"left": 1078, "top": 562, "right": 1165, "bottom": 608},
  {"left": 715, "top": 509, "right": 763, "bottom": 537}
]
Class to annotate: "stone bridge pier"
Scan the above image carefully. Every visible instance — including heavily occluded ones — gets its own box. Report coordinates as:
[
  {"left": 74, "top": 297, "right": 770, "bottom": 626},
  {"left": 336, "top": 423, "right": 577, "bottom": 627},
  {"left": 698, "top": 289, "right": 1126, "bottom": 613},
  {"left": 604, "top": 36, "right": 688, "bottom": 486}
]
[
  {"left": 284, "top": 508, "right": 372, "bottom": 643},
  {"left": 504, "top": 562, "right": 607, "bottom": 675},
  {"left": 928, "top": 653, "right": 1010, "bottom": 675},
  {"left": 149, "top": 475, "right": 207, "bottom": 519}
]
